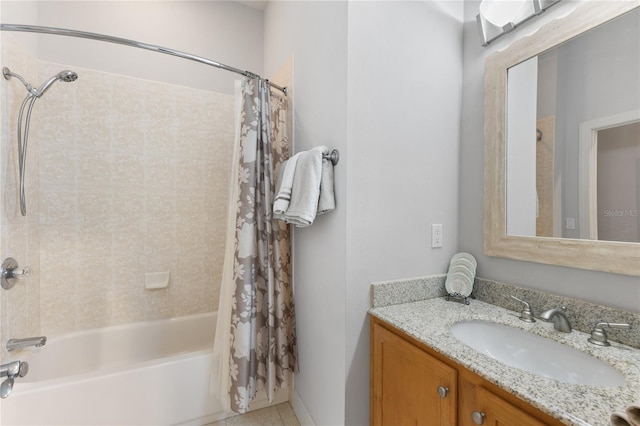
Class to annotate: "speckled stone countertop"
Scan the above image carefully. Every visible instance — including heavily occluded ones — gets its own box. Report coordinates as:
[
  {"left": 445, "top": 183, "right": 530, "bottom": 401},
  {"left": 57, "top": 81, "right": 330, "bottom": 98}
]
[{"left": 369, "top": 297, "right": 640, "bottom": 426}]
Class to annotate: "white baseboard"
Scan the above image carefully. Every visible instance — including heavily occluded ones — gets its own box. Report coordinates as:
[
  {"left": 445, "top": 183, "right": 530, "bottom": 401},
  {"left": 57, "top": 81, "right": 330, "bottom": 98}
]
[{"left": 291, "top": 390, "right": 315, "bottom": 426}]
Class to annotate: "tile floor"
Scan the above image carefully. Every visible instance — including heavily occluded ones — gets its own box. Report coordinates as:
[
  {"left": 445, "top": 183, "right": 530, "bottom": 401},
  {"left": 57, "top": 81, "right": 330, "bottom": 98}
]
[{"left": 207, "top": 403, "right": 300, "bottom": 426}]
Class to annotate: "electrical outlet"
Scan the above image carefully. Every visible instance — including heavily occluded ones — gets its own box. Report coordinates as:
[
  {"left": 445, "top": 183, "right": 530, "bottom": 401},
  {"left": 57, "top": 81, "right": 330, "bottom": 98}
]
[
  {"left": 432, "top": 224, "right": 443, "bottom": 248},
  {"left": 565, "top": 217, "right": 575, "bottom": 230}
]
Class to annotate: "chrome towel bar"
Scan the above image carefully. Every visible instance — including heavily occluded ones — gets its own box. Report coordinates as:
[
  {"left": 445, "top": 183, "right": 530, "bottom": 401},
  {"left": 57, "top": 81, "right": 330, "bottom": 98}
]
[{"left": 323, "top": 149, "right": 339, "bottom": 166}]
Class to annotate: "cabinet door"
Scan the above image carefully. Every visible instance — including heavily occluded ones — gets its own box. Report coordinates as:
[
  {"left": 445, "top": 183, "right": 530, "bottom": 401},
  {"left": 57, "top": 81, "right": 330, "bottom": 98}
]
[
  {"left": 471, "top": 386, "right": 549, "bottom": 426},
  {"left": 371, "top": 322, "right": 457, "bottom": 426}
]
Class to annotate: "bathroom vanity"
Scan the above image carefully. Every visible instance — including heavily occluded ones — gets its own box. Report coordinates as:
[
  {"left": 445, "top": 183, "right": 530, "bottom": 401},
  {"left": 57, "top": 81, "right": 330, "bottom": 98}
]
[
  {"left": 369, "top": 277, "right": 640, "bottom": 426},
  {"left": 371, "top": 316, "right": 559, "bottom": 425}
]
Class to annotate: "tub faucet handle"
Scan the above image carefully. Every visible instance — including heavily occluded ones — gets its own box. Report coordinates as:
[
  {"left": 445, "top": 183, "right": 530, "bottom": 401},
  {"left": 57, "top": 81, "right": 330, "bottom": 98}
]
[
  {"left": 1, "top": 258, "right": 32, "bottom": 290},
  {"left": 510, "top": 295, "right": 535, "bottom": 323},
  {"left": 0, "top": 378, "right": 13, "bottom": 399},
  {"left": 0, "top": 360, "right": 28, "bottom": 399},
  {"left": 0, "top": 361, "right": 20, "bottom": 378},
  {"left": 17, "top": 361, "right": 28, "bottom": 378},
  {"left": 0, "top": 360, "right": 28, "bottom": 379}
]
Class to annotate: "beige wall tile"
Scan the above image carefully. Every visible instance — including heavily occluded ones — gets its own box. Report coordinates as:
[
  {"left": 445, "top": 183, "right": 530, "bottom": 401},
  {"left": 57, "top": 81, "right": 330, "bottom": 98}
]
[
  {"left": 76, "top": 151, "right": 112, "bottom": 189},
  {"left": 3, "top": 44, "right": 233, "bottom": 337},
  {"left": 145, "top": 157, "right": 176, "bottom": 189},
  {"left": 107, "top": 289, "right": 145, "bottom": 325},
  {"left": 111, "top": 154, "right": 145, "bottom": 190},
  {"left": 39, "top": 149, "right": 77, "bottom": 188},
  {"left": 76, "top": 292, "right": 110, "bottom": 329},
  {"left": 77, "top": 223, "right": 113, "bottom": 258},
  {"left": 40, "top": 289, "right": 77, "bottom": 335},
  {"left": 144, "top": 288, "right": 172, "bottom": 320},
  {"left": 112, "top": 222, "right": 145, "bottom": 256},
  {"left": 39, "top": 187, "right": 77, "bottom": 224},
  {"left": 77, "top": 189, "right": 113, "bottom": 224},
  {"left": 40, "top": 253, "right": 77, "bottom": 293},
  {"left": 111, "top": 123, "right": 146, "bottom": 156}
]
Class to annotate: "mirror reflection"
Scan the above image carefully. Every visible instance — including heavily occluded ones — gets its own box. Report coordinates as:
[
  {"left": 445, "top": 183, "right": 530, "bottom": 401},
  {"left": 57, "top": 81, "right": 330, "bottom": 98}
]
[{"left": 506, "top": 8, "right": 640, "bottom": 243}]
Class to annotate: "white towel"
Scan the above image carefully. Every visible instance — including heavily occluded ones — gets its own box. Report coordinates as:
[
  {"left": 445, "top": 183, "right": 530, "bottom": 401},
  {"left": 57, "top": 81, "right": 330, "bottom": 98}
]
[
  {"left": 612, "top": 411, "right": 632, "bottom": 426},
  {"left": 273, "top": 153, "right": 302, "bottom": 216},
  {"left": 317, "top": 147, "right": 336, "bottom": 215},
  {"left": 278, "top": 146, "right": 324, "bottom": 227},
  {"left": 627, "top": 401, "right": 640, "bottom": 426}
]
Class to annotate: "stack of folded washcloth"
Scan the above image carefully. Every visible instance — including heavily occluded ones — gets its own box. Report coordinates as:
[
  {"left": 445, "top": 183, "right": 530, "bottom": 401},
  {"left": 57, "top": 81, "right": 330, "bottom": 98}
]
[
  {"left": 273, "top": 146, "right": 335, "bottom": 227},
  {"left": 612, "top": 402, "right": 640, "bottom": 426}
]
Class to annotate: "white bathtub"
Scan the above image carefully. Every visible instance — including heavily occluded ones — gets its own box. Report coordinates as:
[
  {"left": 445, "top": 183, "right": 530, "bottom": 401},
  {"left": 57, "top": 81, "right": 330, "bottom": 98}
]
[{"left": 1, "top": 313, "right": 225, "bottom": 425}]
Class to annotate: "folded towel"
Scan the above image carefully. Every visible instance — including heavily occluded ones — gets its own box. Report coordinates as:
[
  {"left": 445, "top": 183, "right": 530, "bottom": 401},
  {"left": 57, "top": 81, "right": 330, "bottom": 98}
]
[
  {"left": 278, "top": 146, "right": 325, "bottom": 227},
  {"left": 317, "top": 147, "right": 336, "bottom": 215},
  {"left": 612, "top": 411, "right": 632, "bottom": 426},
  {"left": 627, "top": 401, "right": 640, "bottom": 426},
  {"left": 273, "top": 153, "right": 302, "bottom": 216}
]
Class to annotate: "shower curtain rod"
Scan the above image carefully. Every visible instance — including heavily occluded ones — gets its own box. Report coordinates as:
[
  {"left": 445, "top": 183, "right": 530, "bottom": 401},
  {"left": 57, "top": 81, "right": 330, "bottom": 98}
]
[{"left": 0, "top": 23, "right": 287, "bottom": 95}]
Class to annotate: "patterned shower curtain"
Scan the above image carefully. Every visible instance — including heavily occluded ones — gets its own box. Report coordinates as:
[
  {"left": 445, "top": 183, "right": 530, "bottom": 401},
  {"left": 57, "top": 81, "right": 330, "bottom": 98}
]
[{"left": 227, "top": 78, "right": 298, "bottom": 413}]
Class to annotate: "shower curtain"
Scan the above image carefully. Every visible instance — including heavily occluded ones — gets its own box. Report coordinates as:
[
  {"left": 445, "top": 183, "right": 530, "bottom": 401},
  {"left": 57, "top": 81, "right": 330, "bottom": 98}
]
[{"left": 211, "top": 78, "right": 298, "bottom": 414}]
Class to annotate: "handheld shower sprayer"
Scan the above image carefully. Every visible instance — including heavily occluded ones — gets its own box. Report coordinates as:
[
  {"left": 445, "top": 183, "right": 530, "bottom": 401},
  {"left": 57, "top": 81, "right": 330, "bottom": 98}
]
[
  {"left": 36, "top": 70, "right": 78, "bottom": 97},
  {"left": 2, "top": 66, "right": 78, "bottom": 216},
  {"left": 3, "top": 67, "right": 78, "bottom": 98}
]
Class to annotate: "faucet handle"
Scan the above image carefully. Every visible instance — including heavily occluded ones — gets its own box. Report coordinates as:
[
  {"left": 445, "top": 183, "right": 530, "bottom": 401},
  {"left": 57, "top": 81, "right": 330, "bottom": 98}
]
[
  {"left": 1, "top": 258, "right": 32, "bottom": 290},
  {"left": 588, "top": 321, "right": 631, "bottom": 347},
  {"left": 0, "top": 361, "right": 28, "bottom": 399},
  {"left": 510, "top": 295, "right": 536, "bottom": 323},
  {"left": 17, "top": 361, "right": 28, "bottom": 378},
  {"left": 0, "top": 360, "right": 28, "bottom": 379}
]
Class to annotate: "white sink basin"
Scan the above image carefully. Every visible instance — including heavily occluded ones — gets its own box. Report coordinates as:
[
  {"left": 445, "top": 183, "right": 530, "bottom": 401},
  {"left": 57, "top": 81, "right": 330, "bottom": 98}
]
[{"left": 450, "top": 320, "right": 625, "bottom": 387}]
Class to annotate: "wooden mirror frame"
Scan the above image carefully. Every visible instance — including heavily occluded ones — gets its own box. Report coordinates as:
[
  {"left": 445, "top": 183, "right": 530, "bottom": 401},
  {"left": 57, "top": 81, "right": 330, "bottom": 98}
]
[{"left": 483, "top": 1, "right": 640, "bottom": 276}]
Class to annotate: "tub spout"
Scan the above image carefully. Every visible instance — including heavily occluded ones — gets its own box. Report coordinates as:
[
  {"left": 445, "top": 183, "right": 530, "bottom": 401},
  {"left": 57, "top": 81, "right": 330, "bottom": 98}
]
[{"left": 6, "top": 336, "right": 47, "bottom": 351}]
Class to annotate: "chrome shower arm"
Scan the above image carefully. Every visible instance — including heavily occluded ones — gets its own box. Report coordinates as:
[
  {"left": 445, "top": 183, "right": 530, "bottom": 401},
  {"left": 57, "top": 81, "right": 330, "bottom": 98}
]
[{"left": 2, "top": 67, "right": 36, "bottom": 96}]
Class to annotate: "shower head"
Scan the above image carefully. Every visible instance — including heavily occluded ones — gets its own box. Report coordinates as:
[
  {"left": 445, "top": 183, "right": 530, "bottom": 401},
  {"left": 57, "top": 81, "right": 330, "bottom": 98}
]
[
  {"left": 57, "top": 70, "right": 78, "bottom": 82},
  {"left": 35, "top": 70, "right": 78, "bottom": 97},
  {"left": 2, "top": 67, "right": 78, "bottom": 98}
]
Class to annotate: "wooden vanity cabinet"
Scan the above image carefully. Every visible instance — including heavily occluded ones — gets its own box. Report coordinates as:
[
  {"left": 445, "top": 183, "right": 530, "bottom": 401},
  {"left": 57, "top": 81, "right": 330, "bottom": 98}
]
[
  {"left": 371, "top": 319, "right": 457, "bottom": 425},
  {"left": 371, "top": 316, "right": 563, "bottom": 426}
]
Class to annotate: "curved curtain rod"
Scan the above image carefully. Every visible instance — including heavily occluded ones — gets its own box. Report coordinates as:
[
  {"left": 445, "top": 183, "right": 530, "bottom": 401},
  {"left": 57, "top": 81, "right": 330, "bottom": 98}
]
[{"left": 0, "top": 23, "right": 287, "bottom": 95}]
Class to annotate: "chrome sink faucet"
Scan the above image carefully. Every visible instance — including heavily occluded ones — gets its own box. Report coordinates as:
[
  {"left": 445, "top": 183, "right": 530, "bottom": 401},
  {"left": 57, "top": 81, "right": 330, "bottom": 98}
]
[{"left": 539, "top": 306, "right": 572, "bottom": 333}]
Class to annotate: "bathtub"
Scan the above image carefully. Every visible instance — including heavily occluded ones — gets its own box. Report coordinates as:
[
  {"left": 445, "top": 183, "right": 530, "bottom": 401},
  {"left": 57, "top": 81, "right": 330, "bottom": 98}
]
[{"left": 1, "top": 312, "right": 229, "bottom": 425}]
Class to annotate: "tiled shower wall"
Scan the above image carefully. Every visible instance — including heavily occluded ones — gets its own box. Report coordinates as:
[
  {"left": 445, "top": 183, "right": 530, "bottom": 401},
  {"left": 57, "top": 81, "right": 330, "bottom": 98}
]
[
  {"left": 1, "top": 36, "right": 41, "bottom": 349},
  {"left": 2, "top": 36, "right": 234, "bottom": 341}
]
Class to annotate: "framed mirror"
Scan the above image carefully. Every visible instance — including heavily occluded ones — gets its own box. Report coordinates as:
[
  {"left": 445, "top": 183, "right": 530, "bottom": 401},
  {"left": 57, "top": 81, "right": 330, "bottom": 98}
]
[{"left": 483, "top": 1, "right": 640, "bottom": 276}]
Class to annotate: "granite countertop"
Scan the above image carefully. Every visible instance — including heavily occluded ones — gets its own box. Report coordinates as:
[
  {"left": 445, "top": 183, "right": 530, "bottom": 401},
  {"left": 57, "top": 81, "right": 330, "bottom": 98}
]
[{"left": 369, "top": 297, "right": 640, "bottom": 426}]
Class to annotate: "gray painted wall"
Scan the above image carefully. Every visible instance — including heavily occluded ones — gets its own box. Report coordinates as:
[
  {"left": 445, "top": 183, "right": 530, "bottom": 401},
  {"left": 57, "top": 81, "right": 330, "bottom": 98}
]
[
  {"left": 345, "top": 2, "right": 463, "bottom": 424},
  {"left": 264, "top": 2, "right": 349, "bottom": 425},
  {"left": 264, "top": 2, "right": 463, "bottom": 424}
]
